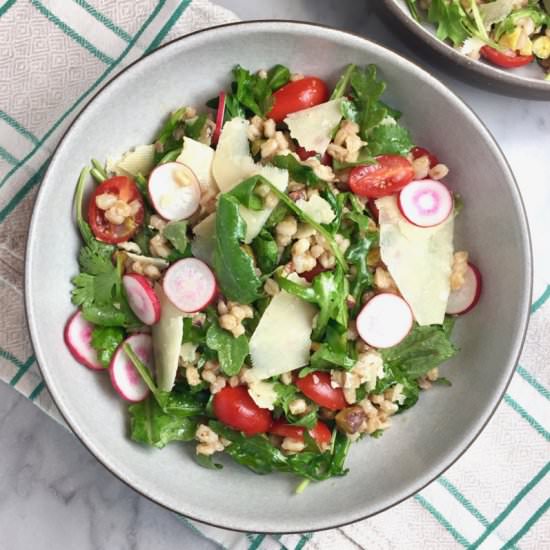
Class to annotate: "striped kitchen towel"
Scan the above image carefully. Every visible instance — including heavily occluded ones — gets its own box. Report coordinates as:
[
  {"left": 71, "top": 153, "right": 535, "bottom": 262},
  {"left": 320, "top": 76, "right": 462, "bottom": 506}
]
[{"left": 0, "top": 1, "right": 548, "bottom": 548}]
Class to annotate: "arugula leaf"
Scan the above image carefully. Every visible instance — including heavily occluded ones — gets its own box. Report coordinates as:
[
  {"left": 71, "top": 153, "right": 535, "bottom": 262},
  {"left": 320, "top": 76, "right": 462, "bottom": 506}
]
[
  {"left": 277, "top": 265, "right": 348, "bottom": 339},
  {"left": 427, "top": 0, "right": 470, "bottom": 47},
  {"left": 266, "top": 64, "right": 291, "bottom": 91},
  {"left": 340, "top": 97, "right": 358, "bottom": 123},
  {"left": 227, "top": 176, "right": 264, "bottom": 210},
  {"left": 129, "top": 397, "right": 198, "bottom": 449},
  {"left": 271, "top": 154, "right": 325, "bottom": 187},
  {"left": 209, "top": 421, "right": 350, "bottom": 481},
  {"left": 232, "top": 65, "right": 274, "bottom": 118},
  {"left": 206, "top": 321, "right": 249, "bottom": 376},
  {"left": 367, "top": 123, "right": 413, "bottom": 156},
  {"left": 90, "top": 326, "right": 125, "bottom": 367},
  {"left": 272, "top": 383, "right": 318, "bottom": 429},
  {"left": 381, "top": 323, "right": 458, "bottom": 380},
  {"left": 213, "top": 192, "right": 262, "bottom": 304},
  {"left": 251, "top": 229, "right": 279, "bottom": 274},
  {"left": 185, "top": 113, "right": 207, "bottom": 140},
  {"left": 330, "top": 63, "right": 356, "bottom": 100},
  {"left": 154, "top": 106, "right": 187, "bottom": 161},
  {"left": 345, "top": 231, "right": 378, "bottom": 315},
  {"left": 310, "top": 324, "right": 356, "bottom": 370},
  {"left": 195, "top": 453, "right": 223, "bottom": 470},
  {"left": 350, "top": 65, "right": 386, "bottom": 140},
  {"left": 163, "top": 221, "right": 188, "bottom": 253}
]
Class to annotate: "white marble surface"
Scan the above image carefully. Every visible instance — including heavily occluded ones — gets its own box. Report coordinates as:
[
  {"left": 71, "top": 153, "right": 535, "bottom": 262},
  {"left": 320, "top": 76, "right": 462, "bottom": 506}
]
[{"left": 2, "top": 1, "right": 548, "bottom": 549}]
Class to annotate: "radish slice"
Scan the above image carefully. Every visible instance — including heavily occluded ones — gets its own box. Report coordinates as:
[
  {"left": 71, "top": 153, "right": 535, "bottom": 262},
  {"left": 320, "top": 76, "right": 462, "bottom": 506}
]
[
  {"left": 109, "top": 333, "right": 152, "bottom": 402},
  {"left": 398, "top": 179, "right": 453, "bottom": 228},
  {"left": 446, "top": 263, "right": 482, "bottom": 315},
  {"left": 163, "top": 257, "right": 217, "bottom": 313},
  {"left": 122, "top": 273, "right": 161, "bottom": 325},
  {"left": 212, "top": 91, "right": 225, "bottom": 145},
  {"left": 148, "top": 162, "right": 200, "bottom": 221},
  {"left": 64, "top": 310, "right": 103, "bottom": 370},
  {"left": 356, "top": 293, "right": 413, "bottom": 349}
]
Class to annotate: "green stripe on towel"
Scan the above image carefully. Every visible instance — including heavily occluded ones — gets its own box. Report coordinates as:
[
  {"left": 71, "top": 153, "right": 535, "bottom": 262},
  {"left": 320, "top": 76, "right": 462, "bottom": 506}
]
[{"left": 73, "top": 0, "right": 132, "bottom": 42}]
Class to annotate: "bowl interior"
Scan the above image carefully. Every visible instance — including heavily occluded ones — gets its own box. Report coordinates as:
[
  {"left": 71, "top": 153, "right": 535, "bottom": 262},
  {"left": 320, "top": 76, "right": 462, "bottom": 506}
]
[
  {"left": 26, "top": 22, "right": 531, "bottom": 533},
  {"left": 385, "top": 0, "right": 550, "bottom": 97}
]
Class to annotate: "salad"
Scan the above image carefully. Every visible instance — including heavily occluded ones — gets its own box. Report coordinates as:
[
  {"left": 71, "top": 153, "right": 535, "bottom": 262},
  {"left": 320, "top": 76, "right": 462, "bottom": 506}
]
[
  {"left": 64, "top": 62, "right": 481, "bottom": 489},
  {"left": 406, "top": 0, "right": 550, "bottom": 80}
]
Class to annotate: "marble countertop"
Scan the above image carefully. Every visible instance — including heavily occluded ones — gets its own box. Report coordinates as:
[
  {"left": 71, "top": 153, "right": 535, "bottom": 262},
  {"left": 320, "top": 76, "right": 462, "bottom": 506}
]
[{"left": 2, "top": 1, "right": 548, "bottom": 549}]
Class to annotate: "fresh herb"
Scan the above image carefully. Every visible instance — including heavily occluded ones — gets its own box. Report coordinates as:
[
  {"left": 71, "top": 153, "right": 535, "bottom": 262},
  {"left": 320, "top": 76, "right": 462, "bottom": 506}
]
[
  {"left": 330, "top": 63, "right": 356, "bottom": 100},
  {"left": 406, "top": 0, "right": 419, "bottom": 21},
  {"left": 494, "top": 6, "right": 550, "bottom": 40},
  {"left": 163, "top": 221, "right": 188, "bottom": 253},
  {"left": 90, "top": 326, "right": 125, "bottom": 367},
  {"left": 158, "top": 148, "right": 182, "bottom": 165},
  {"left": 129, "top": 397, "right": 198, "bottom": 449},
  {"left": 271, "top": 154, "right": 325, "bottom": 187},
  {"left": 213, "top": 190, "right": 262, "bottom": 304},
  {"left": 209, "top": 421, "right": 350, "bottom": 481},
  {"left": 427, "top": 0, "right": 471, "bottom": 47},
  {"left": 185, "top": 113, "right": 207, "bottom": 140},
  {"left": 340, "top": 97, "right": 358, "bottom": 123},
  {"left": 266, "top": 64, "right": 291, "bottom": 91},
  {"left": 206, "top": 320, "right": 249, "bottom": 376},
  {"left": 195, "top": 453, "right": 223, "bottom": 470},
  {"left": 310, "top": 324, "right": 356, "bottom": 370},
  {"left": 251, "top": 229, "right": 279, "bottom": 274},
  {"left": 367, "top": 123, "right": 413, "bottom": 156},
  {"left": 277, "top": 265, "right": 349, "bottom": 339},
  {"left": 91, "top": 158, "right": 108, "bottom": 179},
  {"left": 345, "top": 230, "right": 378, "bottom": 315},
  {"left": 154, "top": 106, "right": 187, "bottom": 161},
  {"left": 381, "top": 323, "right": 459, "bottom": 380}
]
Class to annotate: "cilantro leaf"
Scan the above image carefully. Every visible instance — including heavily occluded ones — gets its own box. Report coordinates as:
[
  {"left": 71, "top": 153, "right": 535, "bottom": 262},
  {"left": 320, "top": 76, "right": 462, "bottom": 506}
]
[{"left": 91, "top": 326, "right": 125, "bottom": 367}]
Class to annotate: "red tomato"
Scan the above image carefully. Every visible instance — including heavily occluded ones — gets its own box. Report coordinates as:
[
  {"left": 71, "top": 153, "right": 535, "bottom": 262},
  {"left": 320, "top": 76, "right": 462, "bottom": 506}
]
[
  {"left": 269, "top": 419, "right": 332, "bottom": 445},
  {"left": 213, "top": 386, "right": 272, "bottom": 436},
  {"left": 295, "top": 372, "right": 347, "bottom": 411},
  {"left": 267, "top": 77, "right": 329, "bottom": 122},
  {"left": 480, "top": 46, "right": 534, "bottom": 69},
  {"left": 411, "top": 146, "right": 439, "bottom": 168},
  {"left": 348, "top": 155, "right": 414, "bottom": 198},
  {"left": 88, "top": 176, "right": 144, "bottom": 244}
]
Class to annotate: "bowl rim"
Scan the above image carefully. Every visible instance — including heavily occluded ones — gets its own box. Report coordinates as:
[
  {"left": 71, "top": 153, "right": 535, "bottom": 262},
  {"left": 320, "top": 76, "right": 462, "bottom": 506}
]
[
  {"left": 383, "top": 0, "right": 550, "bottom": 97},
  {"left": 25, "top": 19, "right": 533, "bottom": 534}
]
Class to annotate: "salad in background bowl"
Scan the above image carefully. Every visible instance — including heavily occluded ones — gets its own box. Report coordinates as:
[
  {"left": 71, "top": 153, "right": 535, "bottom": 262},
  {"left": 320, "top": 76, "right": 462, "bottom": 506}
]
[
  {"left": 385, "top": 0, "right": 550, "bottom": 97},
  {"left": 65, "top": 62, "right": 481, "bottom": 489}
]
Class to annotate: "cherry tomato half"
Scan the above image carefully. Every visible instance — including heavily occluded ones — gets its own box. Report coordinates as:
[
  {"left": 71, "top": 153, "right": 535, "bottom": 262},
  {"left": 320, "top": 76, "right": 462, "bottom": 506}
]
[
  {"left": 411, "top": 146, "right": 439, "bottom": 168},
  {"left": 480, "top": 46, "right": 534, "bottom": 69},
  {"left": 269, "top": 419, "right": 332, "bottom": 445},
  {"left": 213, "top": 386, "right": 272, "bottom": 436},
  {"left": 267, "top": 77, "right": 329, "bottom": 122},
  {"left": 348, "top": 155, "right": 414, "bottom": 198},
  {"left": 88, "top": 176, "right": 144, "bottom": 244},
  {"left": 295, "top": 372, "right": 347, "bottom": 411}
]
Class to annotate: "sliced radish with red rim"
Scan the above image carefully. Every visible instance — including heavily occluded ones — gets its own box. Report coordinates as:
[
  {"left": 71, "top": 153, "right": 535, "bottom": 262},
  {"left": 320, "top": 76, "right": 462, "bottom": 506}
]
[
  {"left": 446, "top": 263, "right": 482, "bottom": 315},
  {"left": 163, "top": 257, "right": 217, "bottom": 313},
  {"left": 109, "top": 333, "right": 152, "bottom": 402},
  {"left": 211, "top": 91, "right": 225, "bottom": 146},
  {"left": 122, "top": 273, "right": 161, "bottom": 325},
  {"left": 356, "top": 293, "right": 413, "bottom": 349},
  {"left": 148, "top": 162, "right": 200, "bottom": 221},
  {"left": 64, "top": 310, "right": 103, "bottom": 370},
  {"left": 398, "top": 179, "right": 453, "bottom": 228}
]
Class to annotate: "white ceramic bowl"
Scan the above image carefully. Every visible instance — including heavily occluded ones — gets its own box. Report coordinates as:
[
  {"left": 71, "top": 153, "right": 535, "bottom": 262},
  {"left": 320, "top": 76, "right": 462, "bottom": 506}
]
[{"left": 25, "top": 21, "right": 532, "bottom": 533}]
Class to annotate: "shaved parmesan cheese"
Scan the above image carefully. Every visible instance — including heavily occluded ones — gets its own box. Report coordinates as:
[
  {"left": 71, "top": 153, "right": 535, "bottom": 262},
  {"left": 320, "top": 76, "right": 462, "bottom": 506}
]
[
  {"left": 176, "top": 137, "right": 217, "bottom": 194},
  {"left": 111, "top": 145, "right": 156, "bottom": 177},
  {"left": 249, "top": 290, "right": 316, "bottom": 380},
  {"left": 295, "top": 194, "right": 335, "bottom": 224},
  {"left": 376, "top": 196, "right": 454, "bottom": 326},
  {"left": 191, "top": 213, "right": 217, "bottom": 266},
  {"left": 180, "top": 342, "right": 198, "bottom": 364},
  {"left": 240, "top": 165, "right": 288, "bottom": 243},
  {"left": 212, "top": 118, "right": 255, "bottom": 192},
  {"left": 284, "top": 99, "right": 343, "bottom": 155},
  {"left": 153, "top": 284, "right": 183, "bottom": 392},
  {"left": 247, "top": 380, "right": 278, "bottom": 410}
]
